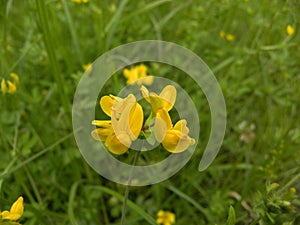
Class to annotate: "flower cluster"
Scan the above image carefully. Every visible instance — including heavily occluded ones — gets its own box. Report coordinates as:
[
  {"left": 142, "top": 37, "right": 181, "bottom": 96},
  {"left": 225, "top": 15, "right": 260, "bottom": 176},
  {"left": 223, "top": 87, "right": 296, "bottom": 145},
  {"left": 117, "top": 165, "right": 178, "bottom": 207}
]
[
  {"left": 91, "top": 83, "right": 195, "bottom": 154},
  {"left": 156, "top": 210, "right": 175, "bottom": 225},
  {"left": 0, "top": 196, "right": 24, "bottom": 223},
  {"left": 1, "top": 73, "right": 19, "bottom": 95},
  {"left": 219, "top": 31, "right": 235, "bottom": 41},
  {"left": 123, "top": 64, "right": 153, "bottom": 86},
  {"left": 72, "top": 0, "right": 89, "bottom": 3},
  {"left": 286, "top": 25, "right": 295, "bottom": 36}
]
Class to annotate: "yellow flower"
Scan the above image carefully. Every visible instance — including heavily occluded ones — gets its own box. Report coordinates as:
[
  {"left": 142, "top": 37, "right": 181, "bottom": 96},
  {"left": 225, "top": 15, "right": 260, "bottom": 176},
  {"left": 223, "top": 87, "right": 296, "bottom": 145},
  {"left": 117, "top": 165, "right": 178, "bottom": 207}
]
[
  {"left": 141, "top": 85, "right": 195, "bottom": 153},
  {"left": 123, "top": 64, "right": 154, "bottom": 85},
  {"left": 1, "top": 73, "right": 19, "bottom": 95},
  {"left": 220, "top": 31, "right": 235, "bottom": 41},
  {"left": 226, "top": 33, "right": 235, "bottom": 41},
  {"left": 1, "top": 196, "right": 24, "bottom": 221},
  {"left": 91, "top": 94, "right": 144, "bottom": 154},
  {"left": 83, "top": 63, "right": 92, "bottom": 72},
  {"left": 72, "top": 0, "right": 88, "bottom": 3},
  {"left": 286, "top": 25, "right": 295, "bottom": 35},
  {"left": 156, "top": 210, "right": 175, "bottom": 225},
  {"left": 219, "top": 31, "right": 226, "bottom": 38}
]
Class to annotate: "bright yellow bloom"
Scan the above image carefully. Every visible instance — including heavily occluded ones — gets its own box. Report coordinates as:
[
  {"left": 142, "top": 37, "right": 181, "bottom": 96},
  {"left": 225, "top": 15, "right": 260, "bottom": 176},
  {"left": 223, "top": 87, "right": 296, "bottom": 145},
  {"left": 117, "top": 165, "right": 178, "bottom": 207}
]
[
  {"left": 219, "top": 31, "right": 226, "bottom": 38},
  {"left": 156, "top": 210, "right": 175, "bottom": 225},
  {"left": 91, "top": 94, "right": 144, "bottom": 154},
  {"left": 83, "top": 63, "right": 92, "bottom": 72},
  {"left": 226, "top": 33, "right": 235, "bottom": 41},
  {"left": 1, "top": 73, "right": 19, "bottom": 95},
  {"left": 286, "top": 25, "right": 295, "bottom": 35},
  {"left": 1, "top": 196, "right": 24, "bottom": 221},
  {"left": 72, "top": 0, "right": 88, "bottom": 3},
  {"left": 9, "top": 73, "right": 19, "bottom": 84},
  {"left": 123, "top": 64, "right": 154, "bottom": 85},
  {"left": 220, "top": 31, "right": 235, "bottom": 41},
  {"left": 141, "top": 85, "right": 195, "bottom": 153}
]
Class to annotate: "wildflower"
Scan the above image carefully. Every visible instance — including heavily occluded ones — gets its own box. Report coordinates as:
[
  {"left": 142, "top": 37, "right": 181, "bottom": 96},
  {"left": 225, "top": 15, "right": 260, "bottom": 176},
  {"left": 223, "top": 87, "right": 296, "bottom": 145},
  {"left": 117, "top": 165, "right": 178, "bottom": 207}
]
[
  {"left": 156, "top": 210, "right": 175, "bottom": 225},
  {"left": 220, "top": 31, "right": 235, "bottom": 41},
  {"left": 226, "top": 33, "right": 235, "bottom": 41},
  {"left": 83, "top": 63, "right": 92, "bottom": 72},
  {"left": 1, "top": 73, "right": 19, "bottom": 95},
  {"left": 141, "top": 85, "right": 195, "bottom": 153},
  {"left": 91, "top": 94, "right": 143, "bottom": 154},
  {"left": 72, "top": 0, "right": 88, "bottom": 3},
  {"left": 1, "top": 196, "right": 24, "bottom": 221},
  {"left": 286, "top": 25, "right": 295, "bottom": 35},
  {"left": 123, "top": 64, "right": 154, "bottom": 85}
]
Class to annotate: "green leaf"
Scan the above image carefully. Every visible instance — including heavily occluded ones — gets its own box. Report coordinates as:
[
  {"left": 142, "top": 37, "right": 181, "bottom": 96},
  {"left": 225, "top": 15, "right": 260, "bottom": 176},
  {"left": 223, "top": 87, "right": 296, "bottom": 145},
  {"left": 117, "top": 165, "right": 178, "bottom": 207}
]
[{"left": 226, "top": 206, "right": 236, "bottom": 225}]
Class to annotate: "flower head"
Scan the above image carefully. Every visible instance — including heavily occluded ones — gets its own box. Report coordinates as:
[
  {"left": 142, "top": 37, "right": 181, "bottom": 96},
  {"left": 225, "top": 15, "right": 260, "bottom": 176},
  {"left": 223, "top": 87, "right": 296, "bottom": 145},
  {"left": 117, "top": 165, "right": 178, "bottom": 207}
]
[
  {"left": 123, "top": 64, "right": 153, "bottom": 85},
  {"left": 72, "top": 0, "right": 88, "bottom": 3},
  {"left": 83, "top": 63, "right": 92, "bottom": 72},
  {"left": 1, "top": 196, "right": 24, "bottom": 221},
  {"left": 286, "top": 25, "right": 295, "bottom": 35},
  {"left": 220, "top": 31, "right": 235, "bottom": 41},
  {"left": 157, "top": 210, "right": 175, "bottom": 225},
  {"left": 1, "top": 73, "right": 19, "bottom": 95},
  {"left": 141, "top": 85, "right": 195, "bottom": 153},
  {"left": 91, "top": 94, "right": 143, "bottom": 154}
]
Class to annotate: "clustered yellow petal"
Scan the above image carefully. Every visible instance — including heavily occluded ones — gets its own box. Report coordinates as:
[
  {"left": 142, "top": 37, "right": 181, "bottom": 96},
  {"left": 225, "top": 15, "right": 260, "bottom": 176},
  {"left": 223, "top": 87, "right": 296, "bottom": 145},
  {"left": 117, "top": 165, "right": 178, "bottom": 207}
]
[
  {"left": 1, "top": 73, "right": 19, "bottom": 95},
  {"left": 91, "top": 94, "right": 144, "bottom": 154},
  {"left": 220, "top": 30, "right": 235, "bottom": 41},
  {"left": 0, "top": 196, "right": 24, "bottom": 222},
  {"left": 286, "top": 25, "right": 295, "bottom": 35},
  {"left": 141, "top": 85, "right": 195, "bottom": 153},
  {"left": 92, "top": 84, "right": 195, "bottom": 154},
  {"left": 156, "top": 210, "right": 175, "bottom": 225},
  {"left": 123, "top": 64, "right": 154, "bottom": 86}
]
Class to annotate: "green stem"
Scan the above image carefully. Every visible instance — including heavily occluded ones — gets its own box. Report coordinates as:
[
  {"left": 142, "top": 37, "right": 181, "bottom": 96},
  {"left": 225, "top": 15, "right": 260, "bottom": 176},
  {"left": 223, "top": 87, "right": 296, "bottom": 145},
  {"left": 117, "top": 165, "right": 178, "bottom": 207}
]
[
  {"left": 120, "top": 150, "right": 141, "bottom": 225},
  {"left": 36, "top": 0, "right": 70, "bottom": 115}
]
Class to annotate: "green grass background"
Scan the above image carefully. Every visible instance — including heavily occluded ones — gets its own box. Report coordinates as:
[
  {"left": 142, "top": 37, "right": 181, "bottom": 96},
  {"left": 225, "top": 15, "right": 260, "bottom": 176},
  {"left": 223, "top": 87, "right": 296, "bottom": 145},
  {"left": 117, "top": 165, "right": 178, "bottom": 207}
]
[{"left": 0, "top": 0, "right": 300, "bottom": 224}]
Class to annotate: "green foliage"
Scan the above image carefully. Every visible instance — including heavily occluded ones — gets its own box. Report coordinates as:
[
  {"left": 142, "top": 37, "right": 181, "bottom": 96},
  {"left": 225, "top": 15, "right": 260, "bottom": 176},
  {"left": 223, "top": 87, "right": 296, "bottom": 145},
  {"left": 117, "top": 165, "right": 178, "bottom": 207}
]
[{"left": 1, "top": 0, "right": 300, "bottom": 224}]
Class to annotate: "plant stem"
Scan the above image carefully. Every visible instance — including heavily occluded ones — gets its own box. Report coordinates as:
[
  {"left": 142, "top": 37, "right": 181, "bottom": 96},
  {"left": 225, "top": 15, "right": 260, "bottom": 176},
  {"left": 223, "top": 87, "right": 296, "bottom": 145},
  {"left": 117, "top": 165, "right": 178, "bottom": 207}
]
[{"left": 120, "top": 150, "right": 141, "bottom": 225}]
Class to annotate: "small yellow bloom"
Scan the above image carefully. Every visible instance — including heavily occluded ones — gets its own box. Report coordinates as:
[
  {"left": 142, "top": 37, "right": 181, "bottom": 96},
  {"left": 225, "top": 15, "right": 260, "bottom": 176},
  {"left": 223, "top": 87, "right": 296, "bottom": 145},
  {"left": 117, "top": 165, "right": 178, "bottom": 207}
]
[
  {"left": 156, "top": 210, "right": 175, "bottom": 225},
  {"left": 219, "top": 31, "right": 226, "bottom": 38},
  {"left": 72, "top": 0, "right": 88, "bottom": 3},
  {"left": 1, "top": 196, "right": 24, "bottom": 221},
  {"left": 83, "top": 63, "right": 92, "bottom": 72},
  {"left": 1, "top": 73, "right": 19, "bottom": 95},
  {"left": 141, "top": 85, "right": 195, "bottom": 153},
  {"left": 225, "top": 33, "right": 235, "bottom": 41},
  {"left": 9, "top": 73, "right": 19, "bottom": 84},
  {"left": 123, "top": 64, "right": 154, "bottom": 86},
  {"left": 91, "top": 94, "right": 144, "bottom": 154},
  {"left": 287, "top": 25, "right": 295, "bottom": 35}
]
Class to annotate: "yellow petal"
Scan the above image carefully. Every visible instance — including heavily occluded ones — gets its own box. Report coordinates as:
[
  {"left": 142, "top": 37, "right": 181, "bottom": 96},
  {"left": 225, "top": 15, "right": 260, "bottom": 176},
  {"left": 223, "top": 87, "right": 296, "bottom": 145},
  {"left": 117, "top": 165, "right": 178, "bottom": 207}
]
[
  {"left": 287, "top": 25, "right": 295, "bottom": 35},
  {"left": 162, "top": 130, "right": 195, "bottom": 153},
  {"left": 173, "top": 120, "right": 189, "bottom": 135},
  {"left": 92, "top": 120, "right": 111, "bottom": 127},
  {"left": 9, "top": 73, "right": 19, "bottom": 84},
  {"left": 129, "top": 102, "right": 144, "bottom": 140},
  {"left": 105, "top": 133, "right": 130, "bottom": 154},
  {"left": 7, "top": 80, "right": 16, "bottom": 94},
  {"left": 140, "top": 85, "right": 151, "bottom": 103},
  {"left": 1, "top": 78, "right": 7, "bottom": 93},
  {"left": 91, "top": 127, "right": 113, "bottom": 141},
  {"left": 1, "top": 211, "right": 22, "bottom": 220},
  {"left": 10, "top": 197, "right": 24, "bottom": 215},
  {"left": 154, "top": 109, "right": 172, "bottom": 142},
  {"left": 159, "top": 85, "right": 176, "bottom": 111},
  {"left": 100, "top": 95, "right": 115, "bottom": 117}
]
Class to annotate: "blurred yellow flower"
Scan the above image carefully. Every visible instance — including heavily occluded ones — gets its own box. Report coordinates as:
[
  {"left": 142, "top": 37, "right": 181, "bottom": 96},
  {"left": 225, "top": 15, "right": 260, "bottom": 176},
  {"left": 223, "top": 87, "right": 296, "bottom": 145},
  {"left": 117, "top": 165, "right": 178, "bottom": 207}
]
[
  {"left": 91, "top": 94, "right": 144, "bottom": 154},
  {"left": 157, "top": 210, "right": 175, "bottom": 225},
  {"left": 286, "top": 25, "right": 295, "bottom": 35},
  {"left": 72, "top": 0, "right": 88, "bottom": 3},
  {"left": 1, "top": 73, "right": 19, "bottom": 95},
  {"left": 1, "top": 196, "right": 24, "bottom": 221},
  {"left": 123, "top": 64, "right": 154, "bottom": 85},
  {"left": 83, "top": 63, "right": 92, "bottom": 72},
  {"left": 141, "top": 85, "right": 195, "bottom": 153},
  {"left": 220, "top": 31, "right": 235, "bottom": 41}
]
